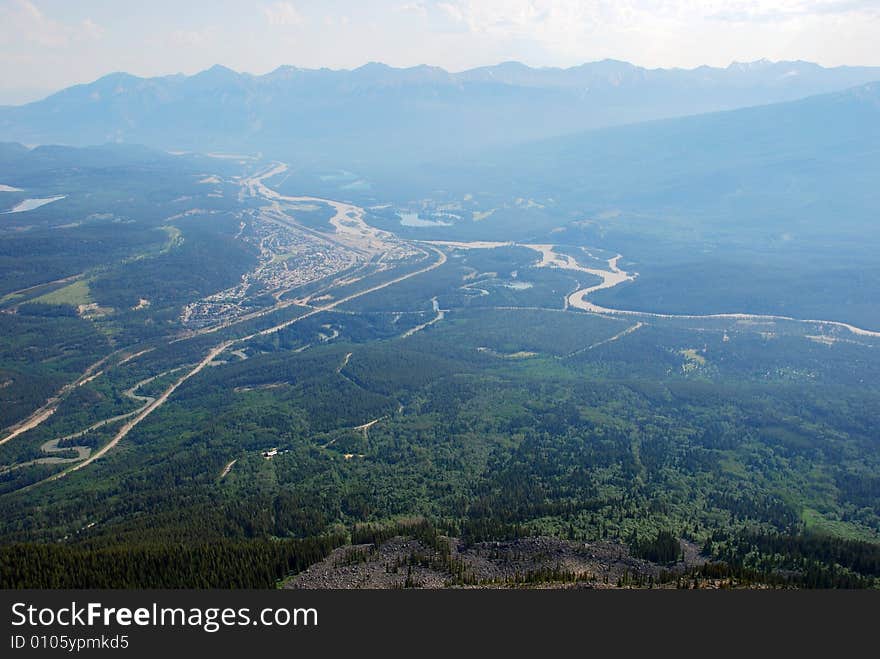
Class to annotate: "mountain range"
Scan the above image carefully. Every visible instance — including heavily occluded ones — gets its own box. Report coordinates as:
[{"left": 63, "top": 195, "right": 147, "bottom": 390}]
[
  {"left": 1, "top": 59, "right": 878, "bottom": 167},
  {"left": 438, "top": 80, "right": 880, "bottom": 218}
]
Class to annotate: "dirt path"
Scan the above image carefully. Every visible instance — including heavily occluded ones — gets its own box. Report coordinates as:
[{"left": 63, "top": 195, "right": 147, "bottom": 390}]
[
  {"left": 1, "top": 369, "right": 179, "bottom": 474},
  {"left": 353, "top": 419, "right": 380, "bottom": 434},
  {"left": 337, "top": 352, "right": 353, "bottom": 373},
  {"left": 117, "top": 348, "right": 155, "bottom": 367},
  {"left": 566, "top": 322, "right": 644, "bottom": 357},
  {"left": 45, "top": 342, "right": 233, "bottom": 483},
  {"left": 401, "top": 297, "right": 445, "bottom": 338},
  {"left": 219, "top": 459, "right": 237, "bottom": 479},
  {"left": 0, "top": 407, "right": 57, "bottom": 448},
  {"left": 0, "top": 354, "right": 112, "bottom": 446},
  {"left": 353, "top": 418, "right": 380, "bottom": 440},
  {"left": 323, "top": 418, "right": 382, "bottom": 449}
]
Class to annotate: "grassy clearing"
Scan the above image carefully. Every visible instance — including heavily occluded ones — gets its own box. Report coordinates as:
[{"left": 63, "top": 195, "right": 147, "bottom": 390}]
[
  {"left": 34, "top": 279, "right": 92, "bottom": 307},
  {"left": 679, "top": 348, "right": 707, "bottom": 372},
  {"left": 160, "top": 225, "right": 184, "bottom": 252},
  {"left": 801, "top": 508, "right": 880, "bottom": 542}
]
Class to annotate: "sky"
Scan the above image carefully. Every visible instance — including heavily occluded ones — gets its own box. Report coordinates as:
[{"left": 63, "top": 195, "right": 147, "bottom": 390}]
[{"left": 1, "top": 0, "right": 879, "bottom": 104}]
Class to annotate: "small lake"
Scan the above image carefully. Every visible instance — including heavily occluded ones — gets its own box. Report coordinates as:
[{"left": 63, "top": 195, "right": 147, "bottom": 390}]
[
  {"left": 340, "top": 179, "right": 372, "bottom": 191},
  {"left": 2, "top": 196, "right": 66, "bottom": 214},
  {"left": 398, "top": 212, "right": 452, "bottom": 227},
  {"left": 319, "top": 170, "right": 358, "bottom": 182}
]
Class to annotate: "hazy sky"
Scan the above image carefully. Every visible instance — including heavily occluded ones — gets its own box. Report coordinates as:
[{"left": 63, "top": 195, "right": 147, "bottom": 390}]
[{"left": 2, "top": 0, "right": 879, "bottom": 103}]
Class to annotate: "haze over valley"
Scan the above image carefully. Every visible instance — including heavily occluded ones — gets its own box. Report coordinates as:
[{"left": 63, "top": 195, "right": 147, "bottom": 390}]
[{"left": 1, "top": 48, "right": 879, "bottom": 589}]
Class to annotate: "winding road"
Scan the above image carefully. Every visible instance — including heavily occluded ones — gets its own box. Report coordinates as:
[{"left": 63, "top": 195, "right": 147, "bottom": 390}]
[
  {"left": 7, "top": 167, "right": 447, "bottom": 489},
  {"left": 0, "top": 354, "right": 113, "bottom": 447}
]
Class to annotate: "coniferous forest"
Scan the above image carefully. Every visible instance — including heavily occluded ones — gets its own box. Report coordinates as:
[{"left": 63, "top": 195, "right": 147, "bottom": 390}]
[{"left": 1, "top": 90, "right": 879, "bottom": 589}]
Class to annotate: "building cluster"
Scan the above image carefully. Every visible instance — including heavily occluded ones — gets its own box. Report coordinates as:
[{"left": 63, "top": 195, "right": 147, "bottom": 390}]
[{"left": 181, "top": 217, "right": 359, "bottom": 328}]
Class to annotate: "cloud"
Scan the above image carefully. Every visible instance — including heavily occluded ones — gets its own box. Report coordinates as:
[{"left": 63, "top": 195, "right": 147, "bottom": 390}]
[
  {"left": 399, "top": 2, "right": 429, "bottom": 15},
  {"left": 433, "top": 1, "right": 609, "bottom": 38},
  {"left": 264, "top": 2, "right": 305, "bottom": 26},
  {"left": 420, "top": 0, "right": 880, "bottom": 66},
  {"left": 14, "top": 0, "right": 42, "bottom": 21},
  {"left": 169, "top": 28, "right": 214, "bottom": 48},
  {"left": 437, "top": 2, "right": 465, "bottom": 22},
  {"left": 80, "top": 18, "right": 104, "bottom": 40},
  {"left": 703, "top": 0, "right": 880, "bottom": 23},
  {"left": 0, "top": 0, "right": 104, "bottom": 48},
  {"left": 433, "top": 0, "right": 880, "bottom": 33}
]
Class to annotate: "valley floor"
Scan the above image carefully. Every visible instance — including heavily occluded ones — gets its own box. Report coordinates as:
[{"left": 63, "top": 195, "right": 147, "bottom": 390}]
[{"left": 1, "top": 158, "right": 878, "bottom": 589}]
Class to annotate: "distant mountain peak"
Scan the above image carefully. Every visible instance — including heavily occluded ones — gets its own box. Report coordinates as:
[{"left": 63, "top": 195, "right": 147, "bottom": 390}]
[
  {"left": 726, "top": 58, "right": 821, "bottom": 72},
  {"left": 493, "top": 61, "right": 532, "bottom": 69},
  {"left": 594, "top": 58, "right": 637, "bottom": 67},
  {"left": 92, "top": 71, "right": 141, "bottom": 86},
  {"left": 269, "top": 64, "right": 298, "bottom": 73},
  {"left": 355, "top": 61, "right": 393, "bottom": 72},
  {"left": 194, "top": 64, "right": 241, "bottom": 79}
]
